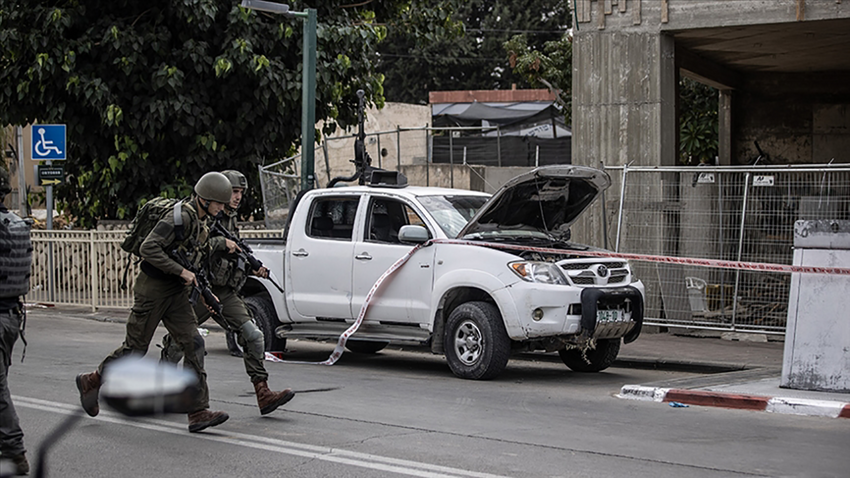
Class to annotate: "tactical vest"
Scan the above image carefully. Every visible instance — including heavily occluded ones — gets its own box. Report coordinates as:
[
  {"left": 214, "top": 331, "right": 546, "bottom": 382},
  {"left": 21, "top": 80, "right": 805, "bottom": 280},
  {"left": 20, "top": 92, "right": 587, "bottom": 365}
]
[
  {"left": 0, "top": 208, "right": 33, "bottom": 299},
  {"left": 208, "top": 212, "right": 248, "bottom": 290}
]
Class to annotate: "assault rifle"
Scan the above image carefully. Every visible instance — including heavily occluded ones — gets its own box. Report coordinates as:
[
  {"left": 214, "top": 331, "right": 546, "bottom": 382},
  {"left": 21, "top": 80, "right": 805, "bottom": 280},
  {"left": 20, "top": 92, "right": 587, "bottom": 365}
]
[
  {"left": 211, "top": 220, "right": 284, "bottom": 293},
  {"left": 171, "top": 248, "right": 224, "bottom": 319}
]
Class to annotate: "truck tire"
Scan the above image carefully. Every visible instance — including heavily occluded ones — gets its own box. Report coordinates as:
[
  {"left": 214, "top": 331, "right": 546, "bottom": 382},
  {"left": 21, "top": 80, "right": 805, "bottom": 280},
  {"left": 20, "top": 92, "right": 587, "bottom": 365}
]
[
  {"left": 244, "top": 295, "right": 287, "bottom": 353},
  {"left": 345, "top": 340, "right": 389, "bottom": 354},
  {"left": 558, "top": 338, "right": 620, "bottom": 372},
  {"left": 443, "top": 301, "right": 511, "bottom": 380}
]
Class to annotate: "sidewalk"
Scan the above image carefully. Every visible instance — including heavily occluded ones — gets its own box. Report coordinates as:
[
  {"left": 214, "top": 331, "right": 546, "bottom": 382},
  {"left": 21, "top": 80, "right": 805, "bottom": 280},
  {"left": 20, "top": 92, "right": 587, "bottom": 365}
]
[
  {"left": 30, "top": 304, "right": 850, "bottom": 419},
  {"left": 617, "top": 331, "right": 850, "bottom": 420}
]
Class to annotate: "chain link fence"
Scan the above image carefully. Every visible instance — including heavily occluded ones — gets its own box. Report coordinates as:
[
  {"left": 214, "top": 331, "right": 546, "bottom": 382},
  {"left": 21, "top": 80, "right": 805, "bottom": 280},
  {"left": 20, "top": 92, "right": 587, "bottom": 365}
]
[{"left": 608, "top": 164, "right": 850, "bottom": 333}]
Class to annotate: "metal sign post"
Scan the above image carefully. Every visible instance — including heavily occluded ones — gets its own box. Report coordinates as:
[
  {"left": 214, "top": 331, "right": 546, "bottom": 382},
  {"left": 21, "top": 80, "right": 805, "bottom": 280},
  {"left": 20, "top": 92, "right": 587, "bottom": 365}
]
[
  {"left": 30, "top": 124, "right": 66, "bottom": 230},
  {"left": 31, "top": 124, "right": 66, "bottom": 302}
]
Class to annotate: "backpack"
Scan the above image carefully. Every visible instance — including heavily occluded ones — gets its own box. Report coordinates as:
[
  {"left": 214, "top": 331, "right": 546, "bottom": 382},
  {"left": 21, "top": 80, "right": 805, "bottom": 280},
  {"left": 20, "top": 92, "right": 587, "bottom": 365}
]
[{"left": 120, "top": 197, "right": 185, "bottom": 257}]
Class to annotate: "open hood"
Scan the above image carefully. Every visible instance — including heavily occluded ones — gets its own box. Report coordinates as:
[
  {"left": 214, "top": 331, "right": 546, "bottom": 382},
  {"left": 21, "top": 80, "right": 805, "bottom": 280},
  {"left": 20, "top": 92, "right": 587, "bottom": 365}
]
[{"left": 457, "top": 165, "right": 611, "bottom": 240}]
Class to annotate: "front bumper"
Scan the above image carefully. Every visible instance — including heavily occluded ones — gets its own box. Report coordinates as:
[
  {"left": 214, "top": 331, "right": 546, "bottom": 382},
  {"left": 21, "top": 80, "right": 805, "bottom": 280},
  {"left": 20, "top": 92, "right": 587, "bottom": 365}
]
[{"left": 580, "top": 286, "right": 644, "bottom": 344}]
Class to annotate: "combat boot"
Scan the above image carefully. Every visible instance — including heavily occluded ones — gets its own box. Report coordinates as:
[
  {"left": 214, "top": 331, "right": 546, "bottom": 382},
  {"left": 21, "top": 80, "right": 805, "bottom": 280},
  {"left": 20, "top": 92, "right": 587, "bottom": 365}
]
[
  {"left": 187, "top": 409, "right": 229, "bottom": 433},
  {"left": 75, "top": 370, "right": 102, "bottom": 417},
  {"left": 254, "top": 381, "right": 295, "bottom": 415},
  {"left": 9, "top": 453, "right": 29, "bottom": 475}
]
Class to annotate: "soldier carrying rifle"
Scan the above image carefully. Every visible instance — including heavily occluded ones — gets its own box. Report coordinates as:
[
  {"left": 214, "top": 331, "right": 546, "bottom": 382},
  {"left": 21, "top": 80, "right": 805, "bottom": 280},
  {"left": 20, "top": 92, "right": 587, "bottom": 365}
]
[
  {"left": 75, "top": 172, "right": 232, "bottom": 433},
  {"left": 161, "top": 170, "right": 294, "bottom": 416}
]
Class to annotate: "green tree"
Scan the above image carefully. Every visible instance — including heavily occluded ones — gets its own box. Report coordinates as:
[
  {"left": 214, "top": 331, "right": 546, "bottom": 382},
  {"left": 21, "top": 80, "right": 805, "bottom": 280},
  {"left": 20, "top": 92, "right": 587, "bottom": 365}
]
[
  {"left": 379, "top": 0, "right": 572, "bottom": 104},
  {"left": 0, "top": 0, "right": 453, "bottom": 226},
  {"left": 679, "top": 77, "right": 718, "bottom": 165},
  {"left": 503, "top": 33, "right": 572, "bottom": 124}
]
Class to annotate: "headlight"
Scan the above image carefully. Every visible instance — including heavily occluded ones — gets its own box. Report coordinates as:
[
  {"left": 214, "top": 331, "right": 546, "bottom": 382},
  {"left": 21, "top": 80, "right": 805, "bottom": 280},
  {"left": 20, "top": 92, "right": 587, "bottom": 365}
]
[{"left": 509, "top": 261, "right": 567, "bottom": 285}]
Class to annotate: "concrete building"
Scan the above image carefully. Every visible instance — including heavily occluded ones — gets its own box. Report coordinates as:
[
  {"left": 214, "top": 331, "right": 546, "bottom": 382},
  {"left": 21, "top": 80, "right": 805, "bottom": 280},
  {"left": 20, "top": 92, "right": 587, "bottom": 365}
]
[
  {"left": 569, "top": 0, "right": 850, "bottom": 249},
  {"left": 572, "top": 0, "right": 850, "bottom": 168}
]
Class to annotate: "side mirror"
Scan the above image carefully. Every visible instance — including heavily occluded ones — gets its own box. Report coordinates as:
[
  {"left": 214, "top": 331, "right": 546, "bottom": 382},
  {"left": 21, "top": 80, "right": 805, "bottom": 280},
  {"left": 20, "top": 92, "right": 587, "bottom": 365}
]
[
  {"left": 101, "top": 356, "right": 199, "bottom": 416},
  {"left": 398, "top": 225, "right": 430, "bottom": 244}
]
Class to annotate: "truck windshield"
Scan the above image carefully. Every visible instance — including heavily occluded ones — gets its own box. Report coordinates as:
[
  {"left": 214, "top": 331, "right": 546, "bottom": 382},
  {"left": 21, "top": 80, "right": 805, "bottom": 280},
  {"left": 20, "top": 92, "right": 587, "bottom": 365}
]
[{"left": 418, "top": 195, "right": 488, "bottom": 238}]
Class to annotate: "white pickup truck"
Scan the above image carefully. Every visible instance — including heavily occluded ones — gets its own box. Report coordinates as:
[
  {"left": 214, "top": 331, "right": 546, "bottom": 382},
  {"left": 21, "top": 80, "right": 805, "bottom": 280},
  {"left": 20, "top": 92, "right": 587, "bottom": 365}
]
[{"left": 240, "top": 165, "right": 645, "bottom": 380}]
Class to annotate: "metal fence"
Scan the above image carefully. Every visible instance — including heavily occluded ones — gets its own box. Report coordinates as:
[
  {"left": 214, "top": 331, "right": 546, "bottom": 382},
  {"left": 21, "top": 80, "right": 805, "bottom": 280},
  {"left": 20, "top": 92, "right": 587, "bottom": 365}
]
[
  {"left": 608, "top": 164, "right": 850, "bottom": 334},
  {"left": 28, "top": 229, "right": 284, "bottom": 311}
]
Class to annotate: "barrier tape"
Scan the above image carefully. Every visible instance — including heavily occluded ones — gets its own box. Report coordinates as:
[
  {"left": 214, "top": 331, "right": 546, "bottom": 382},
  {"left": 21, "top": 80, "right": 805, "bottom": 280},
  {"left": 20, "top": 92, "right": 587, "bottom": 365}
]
[
  {"left": 436, "top": 239, "right": 850, "bottom": 276},
  {"left": 269, "top": 241, "right": 431, "bottom": 366},
  {"left": 266, "top": 238, "right": 849, "bottom": 365}
]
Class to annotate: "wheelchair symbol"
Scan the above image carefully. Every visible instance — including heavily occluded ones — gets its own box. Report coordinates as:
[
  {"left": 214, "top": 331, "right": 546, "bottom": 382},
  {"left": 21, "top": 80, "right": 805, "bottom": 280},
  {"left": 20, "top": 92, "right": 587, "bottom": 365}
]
[{"left": 34, "top": 127, "right": 64, "bottom": 157}]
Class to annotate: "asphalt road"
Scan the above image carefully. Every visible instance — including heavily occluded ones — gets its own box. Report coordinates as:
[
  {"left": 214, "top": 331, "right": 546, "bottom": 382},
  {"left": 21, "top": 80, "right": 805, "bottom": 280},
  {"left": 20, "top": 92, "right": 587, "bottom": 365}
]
[{"left": 2, "top": 310, "right": 847, "bottom": 478}]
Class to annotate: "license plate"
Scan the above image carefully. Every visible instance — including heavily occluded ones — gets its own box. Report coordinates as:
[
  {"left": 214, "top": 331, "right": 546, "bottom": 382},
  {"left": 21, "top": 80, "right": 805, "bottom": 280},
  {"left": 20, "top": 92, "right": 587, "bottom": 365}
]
[{"left": 597, "top": 309, "right": 624, "bottom": 323}]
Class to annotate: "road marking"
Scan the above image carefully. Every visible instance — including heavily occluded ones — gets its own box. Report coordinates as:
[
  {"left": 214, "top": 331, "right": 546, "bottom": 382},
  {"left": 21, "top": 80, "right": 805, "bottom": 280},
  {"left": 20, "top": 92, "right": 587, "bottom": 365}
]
[{"left": 14, "top": 396, "right": 510, "bottom": 478}]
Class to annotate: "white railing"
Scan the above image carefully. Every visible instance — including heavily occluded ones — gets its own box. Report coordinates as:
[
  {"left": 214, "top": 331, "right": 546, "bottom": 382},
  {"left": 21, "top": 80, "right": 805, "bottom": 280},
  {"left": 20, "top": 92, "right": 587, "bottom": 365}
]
[{"left": 28, "top": 229, "right": 284, "bottom": 311}]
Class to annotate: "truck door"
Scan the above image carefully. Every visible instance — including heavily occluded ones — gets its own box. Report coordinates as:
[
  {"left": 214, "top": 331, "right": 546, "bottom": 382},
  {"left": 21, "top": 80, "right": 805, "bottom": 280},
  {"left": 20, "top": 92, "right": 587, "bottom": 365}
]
[
  {"left": 350, "top": 196, "right": 435, "bottom": 324},
  {"left": 288, "top": 195, "right": 361, "bottom": 319}
]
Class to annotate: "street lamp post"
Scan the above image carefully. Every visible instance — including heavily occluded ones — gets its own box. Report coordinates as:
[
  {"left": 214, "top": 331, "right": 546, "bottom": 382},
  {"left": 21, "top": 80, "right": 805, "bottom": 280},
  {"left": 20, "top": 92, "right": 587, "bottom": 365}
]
[{"left": 241, "top": 0, "right": 317, "bottom": 191}]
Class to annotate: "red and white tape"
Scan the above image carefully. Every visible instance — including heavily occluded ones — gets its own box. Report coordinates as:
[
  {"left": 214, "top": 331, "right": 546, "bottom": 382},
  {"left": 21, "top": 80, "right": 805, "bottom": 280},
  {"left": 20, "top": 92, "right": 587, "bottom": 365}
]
[
  {"left": 270, "top": 241, "right": 431, "bottom": 366},
  {"left": 436, "top": 239, "right": 850, "bottom": 276},
  {"left": 267, "top": 238, "right": 849, "bottom": 365}
]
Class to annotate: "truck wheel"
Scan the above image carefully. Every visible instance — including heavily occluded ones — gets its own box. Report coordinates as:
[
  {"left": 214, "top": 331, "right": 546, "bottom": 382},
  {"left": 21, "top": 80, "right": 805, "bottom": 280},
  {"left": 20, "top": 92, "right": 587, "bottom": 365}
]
[
  {"left": 346, "top": 340, "right": 389, "bottom": 354},
  {"left": 244, "top": 296, "right": 287, "bottom": 353},
  {"left": 558, "top": 338, "right": 620, "bottom": 372},
  {"left": 443, "top": 301, "right": 511, "bottom": 380}
]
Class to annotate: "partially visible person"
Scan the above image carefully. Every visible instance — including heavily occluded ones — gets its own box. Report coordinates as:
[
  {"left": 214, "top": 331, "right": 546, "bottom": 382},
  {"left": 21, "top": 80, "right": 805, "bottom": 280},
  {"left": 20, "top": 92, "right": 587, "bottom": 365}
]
[
  {"left": 75, "top": 172, "right": 233, "bottom": 433},
  {"left": 0, "top": 166, "right": 30, "bottom": 475},
  {"left": 162, "top": 170, "right": 294, "bottom": 415}
]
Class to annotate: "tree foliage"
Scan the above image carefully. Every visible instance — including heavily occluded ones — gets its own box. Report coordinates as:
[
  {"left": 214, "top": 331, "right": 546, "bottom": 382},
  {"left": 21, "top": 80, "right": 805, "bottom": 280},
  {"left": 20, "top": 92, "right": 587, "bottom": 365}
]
[
  {"left": 0, "top": 0, "right": 454, "bottom": 226},
  {"left": 679, "top": 77, "right": 718, "bottom": 165},
  {"left": 503, "top": 33, "right": 572, "bottom": 124},
  {"left": 379, "top": 0, "right": 572, "bottom": 104}
]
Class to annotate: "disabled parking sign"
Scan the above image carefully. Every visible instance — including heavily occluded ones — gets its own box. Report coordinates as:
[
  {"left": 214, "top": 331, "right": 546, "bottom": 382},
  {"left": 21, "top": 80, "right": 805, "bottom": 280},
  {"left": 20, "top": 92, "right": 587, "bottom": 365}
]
[{"left": 31, "top": 124, "right": 66, "bottom": 160}]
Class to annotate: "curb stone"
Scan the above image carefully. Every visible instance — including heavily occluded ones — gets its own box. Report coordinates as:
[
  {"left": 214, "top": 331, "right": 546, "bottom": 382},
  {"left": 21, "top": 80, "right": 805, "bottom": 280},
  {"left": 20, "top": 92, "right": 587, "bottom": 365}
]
[{"left": 618, "top": 385, "right": 850, "bottom": 419}]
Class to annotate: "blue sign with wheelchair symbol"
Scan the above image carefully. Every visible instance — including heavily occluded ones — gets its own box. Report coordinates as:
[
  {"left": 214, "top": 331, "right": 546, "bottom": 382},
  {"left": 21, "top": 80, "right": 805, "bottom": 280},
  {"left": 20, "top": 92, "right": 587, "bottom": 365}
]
[{"left": 31, "top": 124, "right": 66, "bottom": 160}]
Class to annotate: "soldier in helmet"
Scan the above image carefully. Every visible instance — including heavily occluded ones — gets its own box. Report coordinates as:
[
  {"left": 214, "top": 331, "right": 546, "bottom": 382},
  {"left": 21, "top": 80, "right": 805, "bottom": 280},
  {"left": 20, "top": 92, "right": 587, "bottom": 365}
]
[
  {"left": 76, "top": 172, "right": 232, "bottom": 433},
  {"left": 161, "top": 170, "right": 294, "bottom": 415},
  {"left": 0, "top": 166, "right": 30, "bottom": 475}
]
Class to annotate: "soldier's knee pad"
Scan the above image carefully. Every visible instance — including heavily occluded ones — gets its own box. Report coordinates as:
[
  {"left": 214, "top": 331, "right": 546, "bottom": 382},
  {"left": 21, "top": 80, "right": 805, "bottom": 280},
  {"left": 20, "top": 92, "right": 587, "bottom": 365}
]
[{"left": 240, "top": 321, "right": 265, "bottom": 357}]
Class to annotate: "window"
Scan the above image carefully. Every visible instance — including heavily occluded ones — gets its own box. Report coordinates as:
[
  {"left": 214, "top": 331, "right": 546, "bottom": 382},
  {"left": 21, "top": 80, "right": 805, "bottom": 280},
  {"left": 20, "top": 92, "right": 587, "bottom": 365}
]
[
  {"left": 365, "top": 198, "right": 429, "bottom": 244},
  {"left": 307, "top": 197, "right": 359, "bottom": 240}
]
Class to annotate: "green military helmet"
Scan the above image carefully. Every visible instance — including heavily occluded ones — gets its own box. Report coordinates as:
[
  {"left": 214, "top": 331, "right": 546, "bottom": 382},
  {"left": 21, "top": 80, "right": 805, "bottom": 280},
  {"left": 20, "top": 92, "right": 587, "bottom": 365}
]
[
  {"left": 194, "top": 171, "right": 232, "bottom": 203},
  {"left": 0, "top": 165, "right": 11, "bottom": 196},
  {"left": 221, "top": 170, "right": 248, "bottom": 191}
]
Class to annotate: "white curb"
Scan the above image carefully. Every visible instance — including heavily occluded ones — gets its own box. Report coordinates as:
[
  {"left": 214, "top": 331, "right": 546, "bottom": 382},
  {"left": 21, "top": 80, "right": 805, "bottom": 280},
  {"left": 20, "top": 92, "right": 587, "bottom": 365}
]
[{"left": 766, "top": 397, "right": 846, "bottom": 418}]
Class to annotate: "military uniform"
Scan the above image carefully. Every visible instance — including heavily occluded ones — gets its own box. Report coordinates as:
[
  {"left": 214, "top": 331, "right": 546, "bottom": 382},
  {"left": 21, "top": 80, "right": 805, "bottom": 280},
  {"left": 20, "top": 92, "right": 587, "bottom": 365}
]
[
  {"left": 161, "top": 170, "right": 294, "bottom": 415},
  {"left": 200, "top": 210, "right": 269, "bottom": 381},
  {"left": 77, "top": 172, "right": 233, "bottom": 433},
  {"left": 100, "top": 198, "right": 212, "bottom": 408},
  {"left": 0, "top": 168, "right": 30, "bottom": 475}
]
